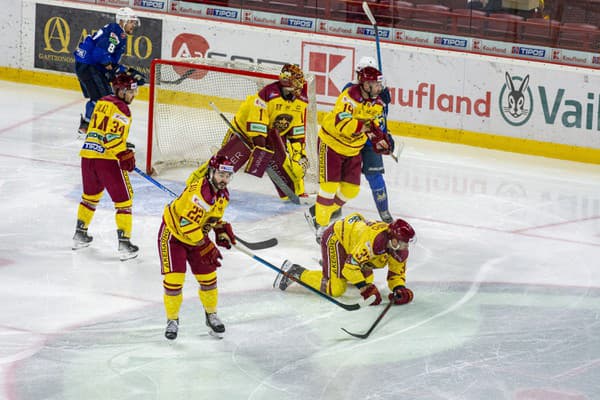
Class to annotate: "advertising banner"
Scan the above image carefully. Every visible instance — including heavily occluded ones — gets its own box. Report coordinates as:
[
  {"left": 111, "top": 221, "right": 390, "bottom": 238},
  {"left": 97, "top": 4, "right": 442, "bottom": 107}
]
[
  {"left": 34, "top": 3, "right": 162, "bottom": 76},
  {"left": 161, "top": 18, "right": 600, "bottom": 149}
]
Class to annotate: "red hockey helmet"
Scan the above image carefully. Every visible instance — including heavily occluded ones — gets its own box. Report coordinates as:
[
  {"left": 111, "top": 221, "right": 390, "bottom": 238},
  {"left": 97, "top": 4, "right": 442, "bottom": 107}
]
[
  {"left": 279, "top": 64, "right": 305, "bottom": 95},
  {"left": 112, "top": 74, "right": 138, "bottom": 91},
  {"left": 357, "top": 66, "right": 383, "bottom": 85},
  {"left": 208, "top": 155, "right": 234, "bottom": 174},
  {"left": 388, "top": 218, "right": 415, "bottom": 243}
]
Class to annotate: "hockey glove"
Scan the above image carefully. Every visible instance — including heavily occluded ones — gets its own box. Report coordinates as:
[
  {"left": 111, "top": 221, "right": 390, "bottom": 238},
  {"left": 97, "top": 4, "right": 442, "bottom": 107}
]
[
  {"left": 214, "top": 222, "right": 236, "bottom": 249},
  {"left": 199, "top": 239, "right": 222, "bottom": 268},
  {"left": 126, "top": 66, "right": 147, "bottom": 86},
  {"left": 388, "top": 286, "right": 414, "bottom": 305},
  {"left": 360, "top": 284, "right": 382, "bottom": 306},
  {"left": 368, "top": 124, "right": 392, "bottom": 155},
  {"left": 289, "top": 141, "right": 309, "bottom": 172},
  {"left": 380, "top": 87, "right": 392, "bottom": 106},
  {"left": 117, "top": 149, "right": 136, "bottom": 172}
]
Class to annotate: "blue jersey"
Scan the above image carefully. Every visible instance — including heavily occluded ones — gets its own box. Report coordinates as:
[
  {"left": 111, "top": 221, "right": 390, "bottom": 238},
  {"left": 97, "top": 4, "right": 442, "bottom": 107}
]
[{"left": 74, "top": 22, "right": 127, "bottom": 72}]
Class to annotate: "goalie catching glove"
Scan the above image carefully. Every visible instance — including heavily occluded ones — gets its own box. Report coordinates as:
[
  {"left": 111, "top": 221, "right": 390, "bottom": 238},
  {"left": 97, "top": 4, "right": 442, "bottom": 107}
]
[
  {"left": 214, "top": 222, "right": 236, "bottom": 249},
  {"left": 368, "top": 123, "right": 392, "bottom": 155},
  {"left": 388, "top": 286, "right": 414, "bottom": 305}
]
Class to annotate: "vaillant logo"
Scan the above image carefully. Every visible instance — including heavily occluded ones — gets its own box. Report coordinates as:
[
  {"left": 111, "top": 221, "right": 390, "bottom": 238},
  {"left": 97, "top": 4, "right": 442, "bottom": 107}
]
[{"left": 499, "top": 72, "right": 532, "bottom": 126}]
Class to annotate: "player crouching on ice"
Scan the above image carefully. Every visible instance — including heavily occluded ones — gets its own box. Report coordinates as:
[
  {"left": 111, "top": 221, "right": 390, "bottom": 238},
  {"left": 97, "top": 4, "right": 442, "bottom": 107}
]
[
  {"left": 275, "top": 213, "right": 415, "bottom": 306},
  {"left": 215, "top": 64, "right": 310, "bottom": 200},
  {"left": 158, "top": 155, "right": 236, "bottom": 340}
]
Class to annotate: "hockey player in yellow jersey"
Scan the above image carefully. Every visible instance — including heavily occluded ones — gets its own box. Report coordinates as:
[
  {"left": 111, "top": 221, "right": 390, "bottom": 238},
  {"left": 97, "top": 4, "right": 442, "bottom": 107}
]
[
  {"left": 306, "top": 66, "right": 392, "bottom": 243},
  {"left": 158, "top": 155, "right": 236, "bottom": 340},
  {"left": 72, "top": 73, "right": 139, "bottom": 261},
  {"left": 275, "top": 213, "right": 415, "bottom": 307},
  {"left": 216, "top": 64, "right": 310, "bottom": 200}
]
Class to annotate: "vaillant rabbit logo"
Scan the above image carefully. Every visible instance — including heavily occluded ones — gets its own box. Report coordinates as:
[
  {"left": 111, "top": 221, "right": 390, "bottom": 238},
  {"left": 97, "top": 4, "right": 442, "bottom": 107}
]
[{"left": 499, "top": 72, "right": 533, "bottom": 126}]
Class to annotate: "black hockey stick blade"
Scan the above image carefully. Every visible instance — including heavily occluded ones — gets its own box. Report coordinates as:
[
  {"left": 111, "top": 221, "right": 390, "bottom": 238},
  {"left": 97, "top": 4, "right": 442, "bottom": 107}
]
[
  {"left": 341, "top": 300, "right": 393, "bottom": 339},
  {"left": 235, "top": 235, "right": 278, "bottom": 250},
  {"left": 158, "top": 69, "right": 195, "bottom": 85}
]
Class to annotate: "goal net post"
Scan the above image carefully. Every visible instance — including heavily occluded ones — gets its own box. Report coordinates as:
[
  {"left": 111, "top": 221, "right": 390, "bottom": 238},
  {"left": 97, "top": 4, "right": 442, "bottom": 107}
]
[{"left": 146, "top": 57, "right": 319, "bottom": 193}]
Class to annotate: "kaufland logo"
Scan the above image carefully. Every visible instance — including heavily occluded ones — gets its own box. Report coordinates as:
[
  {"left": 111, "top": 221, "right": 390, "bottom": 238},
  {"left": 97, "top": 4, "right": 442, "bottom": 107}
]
[
  {"left": 280, "top": 17, "right": 313, "bottom": 28},
  {"left": 433, "top": 37, "right": 467, "bottom": 48},
  {"left": 512, "top": 46, "right": 546, "bottom": 58},
  {"left": 301, "top": 42, "right": 354, "bottom": 104},
  {"left": 356, "top": 26, "right": 390, "bottom": 39},
  {"left": 206, "top": 8, "right": 238, "bottom": 19}
]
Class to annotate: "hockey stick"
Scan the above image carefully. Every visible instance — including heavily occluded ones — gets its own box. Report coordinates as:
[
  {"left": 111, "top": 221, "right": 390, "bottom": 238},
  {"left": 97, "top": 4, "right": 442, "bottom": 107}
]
[
  {"left": 234, "top": 243, "right": 360, "bottom": 311},
  {"left": 362, "top": 1, "right": 400, "bottom": 164},
  {"left": 157, "top": 68, "right": 195, "bottom": 85},
  {"left": 208, "top": 102, "right": 307, "bottom": 205},
  {"left": 341, "top": 300, "right": 393, "bottom": 338},
  {"left": 133, "top": 167, "right": 278, "bottom": 250}
]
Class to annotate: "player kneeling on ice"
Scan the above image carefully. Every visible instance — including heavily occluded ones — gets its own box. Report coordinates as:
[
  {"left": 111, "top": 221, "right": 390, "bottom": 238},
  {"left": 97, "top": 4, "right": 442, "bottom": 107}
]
[
  {"left": 158, "top": 155, "right": 236, "bottom": 340},
  {"left": 275, "top": 213, "right": 415, "bottom": 306},
  {"left": 215, "top": 64, "right": 310, "bottom": 201}
]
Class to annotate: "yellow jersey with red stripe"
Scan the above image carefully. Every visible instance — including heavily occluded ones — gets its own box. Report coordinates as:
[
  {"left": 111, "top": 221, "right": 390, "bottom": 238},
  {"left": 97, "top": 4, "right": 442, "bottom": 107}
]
[
  {"left": 333, "top": 213, "right": 408, "bottom": 290},
  {"left": 232, "top": 81, "right": 308, "bottom": 144},
  {"left": 162, "top": 164, "right": 230, "bottom": 246},
  {"left": 80, "top": 95, "right": 131, "bottom": 159},
  {"left": 318, "top": 85, "right": 385, "bottom": 157}
]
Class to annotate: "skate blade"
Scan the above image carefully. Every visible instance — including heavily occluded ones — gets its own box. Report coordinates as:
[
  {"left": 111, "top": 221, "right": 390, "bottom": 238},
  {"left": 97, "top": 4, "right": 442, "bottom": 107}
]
[
  {"left": 208, "top": 329, "right": 224, "bottom": 339},
  {"left": 72, "top": 241, "right": 91, "bottom": 250},
  {"left": 119, "top": 252, "right": 139, "bottom": 261}
]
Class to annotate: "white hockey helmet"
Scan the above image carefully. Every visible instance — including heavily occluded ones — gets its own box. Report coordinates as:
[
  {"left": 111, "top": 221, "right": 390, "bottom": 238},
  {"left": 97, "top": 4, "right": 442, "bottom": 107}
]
[
  {"left": 355, "top": 56, "right": 377, "bottom": 73},
  {"left": 116, "top": 7, "right": 140, "bottom": 27}
]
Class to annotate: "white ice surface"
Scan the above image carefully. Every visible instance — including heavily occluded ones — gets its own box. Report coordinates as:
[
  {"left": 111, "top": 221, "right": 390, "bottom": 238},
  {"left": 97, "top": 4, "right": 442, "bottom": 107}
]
[{"left": 1, "top": 80, "right": 600, "bottom": 400}]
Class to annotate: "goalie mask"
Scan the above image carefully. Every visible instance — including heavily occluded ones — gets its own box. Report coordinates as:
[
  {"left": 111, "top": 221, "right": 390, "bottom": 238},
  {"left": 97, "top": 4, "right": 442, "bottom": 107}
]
[
  {"left": 208, "top": 155, "right": 234, "bottom": 190},
  {"left": 387, "top": 218, "right": 415, "bottom": 251},
  {"left": 279, "top": 64, "right": 305, "bottom": 98}
]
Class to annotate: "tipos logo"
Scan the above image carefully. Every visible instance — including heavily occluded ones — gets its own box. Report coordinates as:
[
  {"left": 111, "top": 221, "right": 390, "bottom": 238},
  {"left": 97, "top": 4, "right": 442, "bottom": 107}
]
[{"left": 499, "top": 72, "right": 532, "bottom": 126}]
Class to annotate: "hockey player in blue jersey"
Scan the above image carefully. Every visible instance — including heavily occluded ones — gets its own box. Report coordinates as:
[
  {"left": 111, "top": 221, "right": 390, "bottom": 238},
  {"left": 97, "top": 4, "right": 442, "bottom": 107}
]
[
  {"left": 349, "top": 56, "right": 395, "bottom": 223},
  {"left": 73, "top": 7, "right": 145, "bottom": 137}
]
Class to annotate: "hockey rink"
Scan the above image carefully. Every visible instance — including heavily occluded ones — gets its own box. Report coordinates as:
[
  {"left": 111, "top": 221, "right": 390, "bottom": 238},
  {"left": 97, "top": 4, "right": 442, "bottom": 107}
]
[{"left": 1, "top": 80, "right": 600, "bottom": 400}]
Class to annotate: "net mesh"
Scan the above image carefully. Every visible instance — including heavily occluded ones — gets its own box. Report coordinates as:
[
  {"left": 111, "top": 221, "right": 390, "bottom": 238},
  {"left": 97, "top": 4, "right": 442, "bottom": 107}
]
[{"left": 147, "top": 58, "right": 319, "bottom": 193}]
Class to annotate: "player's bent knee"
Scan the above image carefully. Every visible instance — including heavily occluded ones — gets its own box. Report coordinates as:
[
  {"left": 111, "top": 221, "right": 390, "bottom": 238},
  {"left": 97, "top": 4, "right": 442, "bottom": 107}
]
[{"left": 339, "top": 182, "right": 360, "bottom": 200}]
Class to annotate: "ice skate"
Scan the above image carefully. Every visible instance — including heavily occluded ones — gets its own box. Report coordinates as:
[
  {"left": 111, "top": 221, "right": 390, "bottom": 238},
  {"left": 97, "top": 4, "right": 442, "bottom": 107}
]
[
  {"left": 165, "top": 319, "right": 179, "bottom": 340},
  {"left": 77, "top": 114, "right": 89, "bottom": 138},
  {"left": 273, "top": 260, "right": 305, "bottom": 291},
  {"left": 315, "top": 225, "right": 326, "bottom": 245},
  {"left": 72, "top": 220, "right": 93, "bottom": 250},
  {"left": 117, "top": 230, "right": 139, "bottom": 261},
  {"left": 379, "top": 210, "right": 393, "bottom": 223},
  {"left": 205, "top": 312, "right": 225, "bottom": 338},
  {"left": 304, "top": 205, "right": 317, "bottom": 232}
]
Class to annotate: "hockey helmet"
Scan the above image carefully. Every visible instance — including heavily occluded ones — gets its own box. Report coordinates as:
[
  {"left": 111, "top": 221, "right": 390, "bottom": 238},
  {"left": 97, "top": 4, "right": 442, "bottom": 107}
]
[
  {"left": 279, "top": 64, "right": 305, "bottom": 95},
  {"left": 208, "top": 155, "right": 234, "bottom": 174},
  {"left": 388, "top": 218, "right": 415, "bottom": 243},
  {"left": 357, "top": 66, "right": 383, "bottom": 85},
  {"left": 355, "top": 56, "right": 377, "bottom": 73},
  {"left": 112, "top": 74, "right": 138, "bottom": 92},
  {"left": 116, "top": 7, "right": 140, "bottom": 27}
]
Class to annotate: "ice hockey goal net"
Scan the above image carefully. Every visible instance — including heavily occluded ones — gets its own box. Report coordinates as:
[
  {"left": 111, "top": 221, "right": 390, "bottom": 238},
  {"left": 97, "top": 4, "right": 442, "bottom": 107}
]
[{"left": 146, "top": 58, "right": 319, "bottom": 192}]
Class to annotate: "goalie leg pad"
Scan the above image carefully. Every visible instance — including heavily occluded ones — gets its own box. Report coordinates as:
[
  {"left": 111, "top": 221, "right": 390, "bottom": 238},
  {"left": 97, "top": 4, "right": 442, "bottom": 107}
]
[
  {"left": 216, "top": 136, "right": 251, "bottom": 172},
  {"left": 245, "top": 146, "right": 274, "bottom": 177}
]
